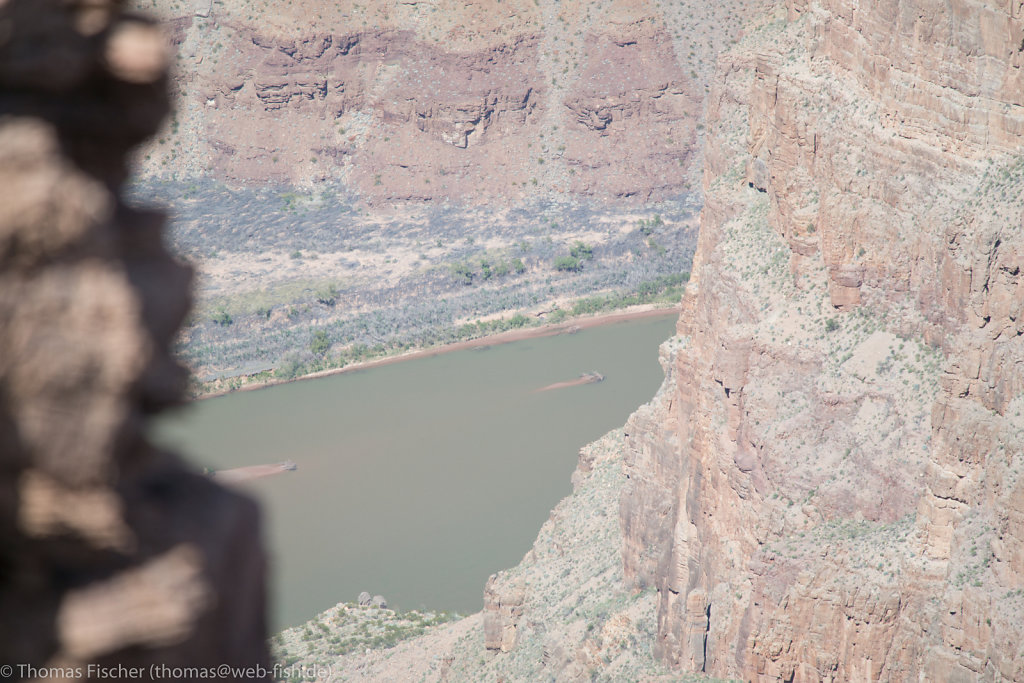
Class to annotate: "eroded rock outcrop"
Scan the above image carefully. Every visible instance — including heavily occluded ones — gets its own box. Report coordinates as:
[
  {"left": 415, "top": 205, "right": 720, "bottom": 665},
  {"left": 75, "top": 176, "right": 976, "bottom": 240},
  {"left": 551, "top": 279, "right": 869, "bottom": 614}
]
[
  {"left": 0, "top": 0, "right": 269, "bottom": 677},
  {"left": 132, "top": 0, "right": 768, "bottom": 204}
]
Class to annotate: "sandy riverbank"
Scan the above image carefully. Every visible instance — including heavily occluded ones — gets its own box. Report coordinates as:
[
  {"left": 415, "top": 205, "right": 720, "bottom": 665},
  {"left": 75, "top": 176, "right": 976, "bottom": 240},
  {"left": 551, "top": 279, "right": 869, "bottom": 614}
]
[{"left": 197, "top": 304, "right": 681, "bottom": 400}]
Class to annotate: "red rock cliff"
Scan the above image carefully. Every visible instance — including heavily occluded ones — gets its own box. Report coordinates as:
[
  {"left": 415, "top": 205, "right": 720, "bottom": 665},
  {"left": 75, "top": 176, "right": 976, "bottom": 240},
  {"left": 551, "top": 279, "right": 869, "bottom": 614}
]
[
  {"left": 621, "top": 0, "right": 1024, "bottom": 679},
  {"left": 132, "top": 0, "right": 769, "bottom": 204}
]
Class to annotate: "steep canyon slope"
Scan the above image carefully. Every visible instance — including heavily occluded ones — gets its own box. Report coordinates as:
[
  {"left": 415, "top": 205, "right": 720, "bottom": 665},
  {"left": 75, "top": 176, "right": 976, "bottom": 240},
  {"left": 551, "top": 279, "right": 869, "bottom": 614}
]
[
  {"left": 283, "top": 0, "right": 1024, "bottom": 681},
  {"left": 620, "top": 0, "right": 1024, "bottom": 678}
]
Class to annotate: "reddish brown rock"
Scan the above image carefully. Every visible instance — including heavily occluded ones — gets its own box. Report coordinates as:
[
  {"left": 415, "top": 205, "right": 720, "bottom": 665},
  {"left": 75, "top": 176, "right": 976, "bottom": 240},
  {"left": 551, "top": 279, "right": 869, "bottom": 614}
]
[
  {"left": 482, "top": 574, "right": 525, "bottom": 653},
  {"left": 131, "top": 0, "right": 769, "bottom": 204},
  {"left": 620, "top": 0, "right": 1024, "bottom": 679}
]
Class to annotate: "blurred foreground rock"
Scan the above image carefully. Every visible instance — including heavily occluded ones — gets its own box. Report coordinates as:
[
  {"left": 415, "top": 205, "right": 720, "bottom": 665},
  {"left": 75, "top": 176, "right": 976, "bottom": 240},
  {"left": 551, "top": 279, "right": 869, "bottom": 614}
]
[{"left": 0, "top": 1, "right": 269, "bottom": 679}]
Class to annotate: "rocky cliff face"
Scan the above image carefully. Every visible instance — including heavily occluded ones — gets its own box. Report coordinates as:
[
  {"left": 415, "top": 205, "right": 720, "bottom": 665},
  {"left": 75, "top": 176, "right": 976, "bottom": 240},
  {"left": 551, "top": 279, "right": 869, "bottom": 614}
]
[
  {"left": 621, "top": 0, "right": 1024, "bottom": 679},
  {"left": 131, "top": 0, "right": 767, "bottom": 204},
  {"left": 308, "top": 1, "right": 1023, "bottom": 680},
  {"left": 0, "top": 0, "right": 269, "bottom": 676}
]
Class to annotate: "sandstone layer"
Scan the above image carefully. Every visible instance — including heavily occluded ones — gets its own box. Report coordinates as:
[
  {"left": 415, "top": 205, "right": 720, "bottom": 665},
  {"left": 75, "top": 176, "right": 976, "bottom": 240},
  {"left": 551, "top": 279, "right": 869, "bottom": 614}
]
[
  {"left": 620, "top": 0, "right": 1024, "bottom": 679},
  {"left": 0, "top": 1, "right": 269, "bottom": 679},
  {"left": 131, "top": 0, "right": 769, "bottom": 204}
]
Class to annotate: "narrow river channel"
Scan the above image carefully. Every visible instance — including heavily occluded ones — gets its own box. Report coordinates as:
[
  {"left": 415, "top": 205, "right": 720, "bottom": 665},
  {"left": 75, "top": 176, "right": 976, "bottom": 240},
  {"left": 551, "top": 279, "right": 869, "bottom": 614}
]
[{"left": 150, "top": 313, "right": 677, "bottom": 629}]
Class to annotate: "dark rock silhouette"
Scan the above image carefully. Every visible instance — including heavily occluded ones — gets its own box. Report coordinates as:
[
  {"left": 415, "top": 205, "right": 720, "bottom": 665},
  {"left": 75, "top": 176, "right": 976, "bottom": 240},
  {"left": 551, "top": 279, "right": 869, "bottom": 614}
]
[{"left": 0, "top": 0, "right": 270, "bottom": 678}]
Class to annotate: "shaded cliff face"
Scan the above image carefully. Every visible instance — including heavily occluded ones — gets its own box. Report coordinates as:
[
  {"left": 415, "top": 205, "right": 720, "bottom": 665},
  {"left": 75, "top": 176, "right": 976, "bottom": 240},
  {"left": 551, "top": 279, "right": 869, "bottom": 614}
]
[
  {"left": 621, "top": 0, "right": 1024, "bottom": 679},
  {"left": 0, "top": 0, "right": 269, "bottom": 675},
  {"left": 132, "top": 0, "right": 768, "bottom": 204}
]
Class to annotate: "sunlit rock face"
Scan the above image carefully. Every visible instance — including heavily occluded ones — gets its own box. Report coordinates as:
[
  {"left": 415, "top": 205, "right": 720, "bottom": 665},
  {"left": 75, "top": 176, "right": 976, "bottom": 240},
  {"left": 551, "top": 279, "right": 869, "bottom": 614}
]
[
  {"left": 0, "top": 0, "right": 270, "bottom": 676},
  {"left": 265, "top": 2, "right": 1022, "bottom": 681},
  {"left": 129, "top": 0, "right": 772, "bottom": 204},
  {"left": 621, "top": 0, "right": 1024, "bottom": 679}
]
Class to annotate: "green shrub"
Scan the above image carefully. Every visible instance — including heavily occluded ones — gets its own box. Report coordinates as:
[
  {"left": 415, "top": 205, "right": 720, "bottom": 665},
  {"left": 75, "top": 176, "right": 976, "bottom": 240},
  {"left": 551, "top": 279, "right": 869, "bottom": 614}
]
[
  {"left": 508, "top": 313, "right": 531, "bottom": 328},
  {"left": 555, "top": 255, "right": 583, "bottom": 272},
  {"left": 211, "top": 308, "right": 232, "bottom": 326},
  {"left": 276, "top": 353, "right": 304, "bottom": 379},
  {"left": 310, "top": 330, "right": 330, "bottom": 356},
  {"left": 569, "top": 241, "right": 593, "bottom": 260},
  {"left": 571, "top": 296, "right": 608, "bottom": 316},
  {"left": 316, "top": 284, "right": 339, "bottom": 306},
  {"left": 646, "top": 237, "right": 667, "bottom": 256},
  {"left": 450, "top": 262, "right": 475, "bottom": 285},
  {"left": 547, "top": 308, "right": 568, "bottom": 323}
]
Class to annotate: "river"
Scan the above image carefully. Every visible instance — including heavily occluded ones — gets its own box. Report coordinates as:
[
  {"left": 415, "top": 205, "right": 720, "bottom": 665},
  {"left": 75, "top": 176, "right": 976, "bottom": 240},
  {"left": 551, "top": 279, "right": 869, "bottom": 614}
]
[{"left": 149, "top": 313, "right": 677, "bottom": 629}]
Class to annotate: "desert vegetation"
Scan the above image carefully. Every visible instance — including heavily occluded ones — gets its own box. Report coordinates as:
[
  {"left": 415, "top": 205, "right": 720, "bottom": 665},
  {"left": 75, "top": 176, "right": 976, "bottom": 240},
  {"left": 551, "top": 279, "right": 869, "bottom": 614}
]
[
  {"left": 271, "top": 602, "right": 460, "bottom": 681},
  {"left": 129, "top": 179, "right": 697, "bottom": 394}
]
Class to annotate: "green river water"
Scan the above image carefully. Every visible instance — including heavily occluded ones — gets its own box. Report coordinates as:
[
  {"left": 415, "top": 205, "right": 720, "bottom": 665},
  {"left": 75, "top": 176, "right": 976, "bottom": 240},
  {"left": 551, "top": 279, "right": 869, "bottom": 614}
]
[{"left": 150, "top": 313, "right": 677, "bottom": 629}]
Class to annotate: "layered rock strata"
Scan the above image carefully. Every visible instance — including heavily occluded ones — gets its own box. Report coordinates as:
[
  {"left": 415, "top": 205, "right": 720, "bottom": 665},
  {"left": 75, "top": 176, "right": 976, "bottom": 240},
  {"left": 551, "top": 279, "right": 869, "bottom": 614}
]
[
  {"left": 132, "top": 0, "right": 767, "bottom": 203},
  {"left": 0, "top": 0, "right": 269, "bottom": 678},
  {"left": 621, "top": 0, "right": 1024, "bottom": 679}
]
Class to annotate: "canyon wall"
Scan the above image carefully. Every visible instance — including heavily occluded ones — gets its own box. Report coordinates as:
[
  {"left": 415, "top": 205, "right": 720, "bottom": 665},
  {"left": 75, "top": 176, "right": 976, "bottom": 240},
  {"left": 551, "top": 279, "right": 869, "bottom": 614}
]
[
  {"left": 131, "top": 0, "right": 768, "bottom": 204},
  {"left": 0, "top": 0, "right": 270, "bottom": 677},
  {"left": 621, "top": 0, "right": 1024, "bottom": 679},
  {"left": 278, "top": 1, "right": 1022, "bottom": 680}
]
